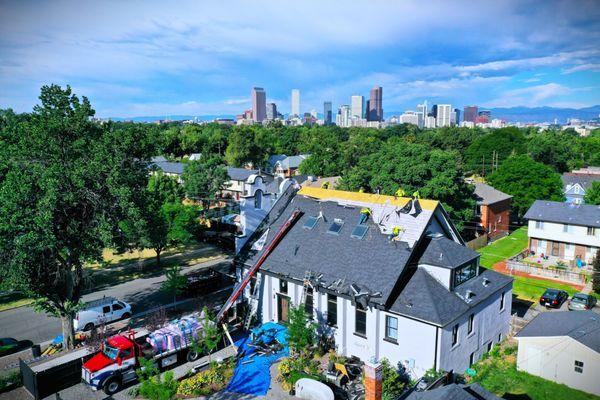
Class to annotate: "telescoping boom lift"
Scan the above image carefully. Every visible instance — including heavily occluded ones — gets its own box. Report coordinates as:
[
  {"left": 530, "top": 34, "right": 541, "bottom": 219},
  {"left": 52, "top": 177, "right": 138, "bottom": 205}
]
[{"left": 216, "top": 209, "right": 303, "bottom": 347}]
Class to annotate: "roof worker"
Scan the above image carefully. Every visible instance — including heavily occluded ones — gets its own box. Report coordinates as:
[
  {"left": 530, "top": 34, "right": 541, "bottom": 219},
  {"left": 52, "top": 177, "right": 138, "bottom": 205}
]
[
  {"left": 359, "top": 207, "right": 371, "bottom": 225},
  {"left": 395, "top": 188, "right": 406, "bottom": 198},
  {"left": 412, "top": 190, "right": 420, "bottom": 199},
  {"left": 321, "top": 181, "right": 330, "bottom": 189},
  {"left": 389, "top": 226, "right": 403, "bottom": 241}
]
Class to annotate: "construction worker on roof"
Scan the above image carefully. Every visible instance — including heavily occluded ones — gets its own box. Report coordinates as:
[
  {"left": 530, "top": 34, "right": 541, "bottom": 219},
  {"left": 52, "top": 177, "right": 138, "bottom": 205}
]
[
  {"left": 321, "top": 181, "right": 330, "bottom": 189},
  {"left": 395, "top": 188, "right": 406, "bottom": 198},
  {"left": 389, "top": 226, "right": 403, "bottom": 241},
  {"left": 412, "top": 191, "right": 420, "bottom": 199},
  {"left": 359, "top": 207, "right": 371, "bottom": 224}
]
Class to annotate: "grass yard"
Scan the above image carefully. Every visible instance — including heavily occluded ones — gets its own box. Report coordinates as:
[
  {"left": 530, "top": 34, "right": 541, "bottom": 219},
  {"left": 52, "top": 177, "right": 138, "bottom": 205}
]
[
  {"left": 469, "top": 343, "right": 600, "bottom": 400},
  {"left": 511, "top": 274, "right": 582, "bottom": 301},
  {"left": 477, "top": 226, "right": 529, "bottom": 268},
  {"left": 0, "top": 292, "right": 33, "bottom": 312}
]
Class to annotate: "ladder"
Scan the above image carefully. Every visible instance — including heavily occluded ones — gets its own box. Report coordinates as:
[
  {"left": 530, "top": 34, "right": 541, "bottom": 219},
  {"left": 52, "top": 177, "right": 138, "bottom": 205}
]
[
  {"left": 300, "top": 270, "right": 313, "bottom": 305},
  {"left": 243, "top": 273, "right": 263, "bottom": 330}
]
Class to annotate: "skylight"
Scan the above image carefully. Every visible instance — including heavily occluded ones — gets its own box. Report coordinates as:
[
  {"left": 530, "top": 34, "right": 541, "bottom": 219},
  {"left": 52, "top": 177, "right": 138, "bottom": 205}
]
[
  {"left": 351, "top": 225, "right": 369, "bottom": 239},
  {"left": 303, "top": 216, "right": 319, "bottom": 230},
  {"left": 327, "top": 218, "right": 344, "bottom": 235}
]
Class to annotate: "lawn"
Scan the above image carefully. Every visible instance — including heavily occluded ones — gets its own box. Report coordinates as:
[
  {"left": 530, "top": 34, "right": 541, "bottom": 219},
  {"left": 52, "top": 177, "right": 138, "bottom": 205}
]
[
  {"left": 477, "top": 226, "right": 529, "bottom": 268},
  {"left": 470, "top": 343, "right": 600, "bottom": 400},
  {"left": 0, "top": 292, "right": 33, "bottom": 312},
  {"left": 511, "top": 274, "right": 582, "bottom": 301}
]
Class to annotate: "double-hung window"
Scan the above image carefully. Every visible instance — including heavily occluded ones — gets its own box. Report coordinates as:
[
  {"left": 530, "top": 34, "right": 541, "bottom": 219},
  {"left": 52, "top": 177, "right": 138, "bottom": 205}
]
[
  {"left": 355, "top": 304, "right": 367, "bottom": 336},
  {"left": 327, "top": 294, "right": 337, "bottom": 326},
  {"left": 452, "top": 324, "right": 459, "bottom": 346},
  {"left": 385, "top": 315, "right": 398, "bottom": 341}
]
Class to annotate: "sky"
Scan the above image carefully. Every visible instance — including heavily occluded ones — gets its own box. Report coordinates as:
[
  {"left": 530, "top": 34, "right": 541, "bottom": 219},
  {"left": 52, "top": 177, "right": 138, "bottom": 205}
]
[{"left": 1, "top": 0, "right": 599, "bottom": 118}]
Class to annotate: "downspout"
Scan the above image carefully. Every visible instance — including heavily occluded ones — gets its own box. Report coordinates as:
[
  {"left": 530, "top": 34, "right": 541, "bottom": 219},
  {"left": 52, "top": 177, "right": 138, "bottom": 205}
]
[{"left": 433, "top": 326, "right": 439, "bottom": 371}]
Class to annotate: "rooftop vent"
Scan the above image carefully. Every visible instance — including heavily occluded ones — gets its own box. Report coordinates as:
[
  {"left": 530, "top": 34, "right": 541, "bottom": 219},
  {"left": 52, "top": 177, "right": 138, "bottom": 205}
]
[
  {"left": 466, "top": 290, "right": 476, "bottom": 300},
  {"left": 483, "top": 278, "right": 490, "bottom": 287}
]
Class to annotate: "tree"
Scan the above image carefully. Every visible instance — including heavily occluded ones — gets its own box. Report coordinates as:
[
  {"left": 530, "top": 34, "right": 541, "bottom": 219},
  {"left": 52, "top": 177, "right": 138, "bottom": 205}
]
[
  {"left": 584, "top": 181, "right": 600, "bottom": 205},
  {"left": 527, "top": 130, "right": 582, "bottom": 173},
  {"left": 286, "top": 305, "right": 317, "bottom": 358},
  {"left": 0, "top": 85, "right": 152, "bottom": 349},
  {"left": 464, "top": 127, "right": 525, "bottom": 175},
  {"left": 182, "top": 156, "right": 228, "bottom": 207},
  {"left": 487, "top": 154, "right": 564, "bottom": 219},
  {"left": 137, "top": 358, "right": 178, "bottom": 400},
  {"left": 192, "top": 306, "right": 222, "bottom": 362},
  {"left": 161, "top": 265, "right": 187, "bottom": 304},
  {"left": 147, "top": 171, "right": 184, "bottom": 204},
  {"left": 592, "top": 249, "right": 600, "bottom": 294}
]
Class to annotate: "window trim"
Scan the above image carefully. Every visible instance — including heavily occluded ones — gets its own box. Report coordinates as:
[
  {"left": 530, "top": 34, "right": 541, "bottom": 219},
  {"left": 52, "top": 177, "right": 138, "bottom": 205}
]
[
  {"left": 354, "top": 304, "right": 367, "bottom": 337},
  {"left": 574, "top": 360, "right": 584, "bottom": 373},
  {"left": 385, "top": 315, "right": 398, "bottom": 342},
  {"left": 279, "top": 279, "right": 288, "bottom": 294},
  {"left": 452, "top": 324, "right": 459, "bottom": 347},
  {"left": 500, "top": 291, "right": 505, "bottom": 312},
  {"left": 327, "top": 294, "right": 337, "bottom": 327},
  {"left": 468, "top": 314, "right": 475, "bottom": 335}
]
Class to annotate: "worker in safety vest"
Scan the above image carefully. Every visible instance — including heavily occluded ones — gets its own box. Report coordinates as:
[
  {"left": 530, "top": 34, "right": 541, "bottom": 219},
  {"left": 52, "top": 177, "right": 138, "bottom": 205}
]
[
  {"left": 359, "top": 207, "right": 371, "bottom": 224},
  {"left": 389, "top": 226, "right": 403, "bottom": 241}
]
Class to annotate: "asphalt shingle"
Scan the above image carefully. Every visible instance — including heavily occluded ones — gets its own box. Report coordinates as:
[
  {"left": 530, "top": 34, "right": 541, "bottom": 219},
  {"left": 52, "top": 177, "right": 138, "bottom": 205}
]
[
  {"left": 473, "top": 183, "right": 512, "bottom": 205},
  {"left": 419, "top": 236, "right": 479, "bottom": 269},
  {"left": 523, "top": 200, "right": 600, "bottom": 228}
]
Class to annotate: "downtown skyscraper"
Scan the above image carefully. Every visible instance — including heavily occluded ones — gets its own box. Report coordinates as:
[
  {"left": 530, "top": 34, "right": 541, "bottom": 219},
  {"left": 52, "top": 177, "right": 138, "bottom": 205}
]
[
  {"left": 251, "top": 87, "right": 266, "bottom": 122},
  {"left": 463, "top": 106, "right": 478, "bottom": 123},
  {"left": 323, "top": 101, "right": 332, "bottom": 125},
  {"left": 351, "top": 95, "right": 364, "bottom": 118},
  {"left": 291, "top": 89, "right": 300, "bottom": 117},
  {"left": 367, "top": 86, "right": 383, "bottom": 122}
]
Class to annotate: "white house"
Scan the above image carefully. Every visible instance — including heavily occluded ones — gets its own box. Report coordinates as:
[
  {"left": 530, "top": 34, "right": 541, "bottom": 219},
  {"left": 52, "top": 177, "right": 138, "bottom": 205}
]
[
  {"left": 524, "top": 200, "right": 600, "bottom": 264},
  {"left": 236, "top": 187, "right": 513, "bottom": 378},
  {"left": 516, "top": 311, "right": 600, "bottom": 396}
]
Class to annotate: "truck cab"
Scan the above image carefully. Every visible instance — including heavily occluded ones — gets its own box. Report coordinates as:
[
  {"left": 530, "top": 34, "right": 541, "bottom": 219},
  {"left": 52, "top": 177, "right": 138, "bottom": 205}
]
[{"left": 82, "top": 332, "right": 139, "bottom": 395}]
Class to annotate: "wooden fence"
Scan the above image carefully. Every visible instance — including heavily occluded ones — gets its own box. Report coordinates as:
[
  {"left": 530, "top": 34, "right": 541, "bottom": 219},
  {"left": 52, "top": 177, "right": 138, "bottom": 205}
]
[{"left": 506, "top": 259, "right": 588, "bottom": 285}]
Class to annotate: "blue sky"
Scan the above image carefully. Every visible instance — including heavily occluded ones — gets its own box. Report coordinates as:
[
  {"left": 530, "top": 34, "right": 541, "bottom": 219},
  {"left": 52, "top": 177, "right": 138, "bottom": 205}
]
[{"left": 0, "top": 0, "right": 599, "bottom": 118}]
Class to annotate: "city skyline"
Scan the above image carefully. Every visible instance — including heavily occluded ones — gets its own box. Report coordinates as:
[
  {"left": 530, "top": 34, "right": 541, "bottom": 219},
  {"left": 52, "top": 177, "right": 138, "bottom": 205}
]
[{"left": 0, "top": 1, "right": 599, "bottom": 118}]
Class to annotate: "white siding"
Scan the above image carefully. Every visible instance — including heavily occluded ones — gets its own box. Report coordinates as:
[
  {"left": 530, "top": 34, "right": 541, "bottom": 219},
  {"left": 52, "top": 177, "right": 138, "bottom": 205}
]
[{"left": 528, "top": 220, "right": 600, "bottom": 248}]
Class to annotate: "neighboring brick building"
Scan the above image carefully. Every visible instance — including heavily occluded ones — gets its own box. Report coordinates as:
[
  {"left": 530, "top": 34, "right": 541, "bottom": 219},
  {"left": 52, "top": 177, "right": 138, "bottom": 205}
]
[{"left": 473, "top": 183, "right": 512, "bottom": 239}]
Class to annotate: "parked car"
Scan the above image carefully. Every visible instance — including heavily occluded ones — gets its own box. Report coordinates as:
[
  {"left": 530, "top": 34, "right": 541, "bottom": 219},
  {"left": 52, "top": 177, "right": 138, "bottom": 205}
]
[
  {"left": 185, "top": 268, "right": 222, "bottom": 296},
  {"left": 539, "top": 289, "right": 569, "bottom": 308},
  {"left": 568, "top": 293, "right": 597, "bottom": 311},
  {"left": 74, "top": 297, "right": 132, "bottom": 332}
]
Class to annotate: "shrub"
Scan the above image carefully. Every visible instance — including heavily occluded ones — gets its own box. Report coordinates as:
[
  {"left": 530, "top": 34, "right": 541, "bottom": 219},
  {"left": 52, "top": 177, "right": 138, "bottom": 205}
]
[
  {"left": 136, "top": 358, "right": 178, "bottom": 400},
  {"left": 380, "top": 358, "right": 407, "bottom": 398},
  {"left": 0, "top": 370, "right": 22, "bottom": 393},
  {"left": 177, "top": 360, "right": 233, "bottom": 397}
]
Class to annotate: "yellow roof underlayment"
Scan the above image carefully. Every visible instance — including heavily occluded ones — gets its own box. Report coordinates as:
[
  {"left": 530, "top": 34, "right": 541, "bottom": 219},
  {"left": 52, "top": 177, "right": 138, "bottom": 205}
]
[{"left": 298, "top": 186, "right": 439, "bottom": 211}]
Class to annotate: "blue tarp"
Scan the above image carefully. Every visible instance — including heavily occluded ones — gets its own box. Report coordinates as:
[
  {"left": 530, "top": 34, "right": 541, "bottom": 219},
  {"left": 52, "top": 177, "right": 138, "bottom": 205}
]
[{"left": 226, "top": 322, "right": 289, "bottom": 395}]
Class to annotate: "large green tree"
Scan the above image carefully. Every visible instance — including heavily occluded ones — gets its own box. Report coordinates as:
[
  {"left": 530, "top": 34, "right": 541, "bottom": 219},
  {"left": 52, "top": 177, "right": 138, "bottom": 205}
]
[
  {"left": 464, "top": 127, "right": 526, "bottom": 175},
  {"left": 182, "top": 156, "right": 228, "bottom": 207},
  {"left": 487, "top": 154, "right": 564, "bottom": 219},
  {"left": 527, "top": 130, "right": 582, "bottom": 173},
  {"left": 0, "top": 85, "right": 153, "bottom": 349},
  {"left": 584, "top": 181, "right": 600, "bottom": 205}
]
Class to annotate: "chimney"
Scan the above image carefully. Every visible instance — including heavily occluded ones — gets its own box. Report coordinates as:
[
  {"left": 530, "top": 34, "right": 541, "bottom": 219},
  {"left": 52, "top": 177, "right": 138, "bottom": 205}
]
[{"left": 364, "top": 360, "right": 383, "bottom": 400}]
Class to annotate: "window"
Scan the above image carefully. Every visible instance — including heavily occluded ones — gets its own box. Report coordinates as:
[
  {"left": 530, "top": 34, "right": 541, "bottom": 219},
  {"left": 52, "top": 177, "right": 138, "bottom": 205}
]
[
  {"left": 535, "top": 221, "right": 544, "bottom": 230},
  {"left": 120, "top": 348, "right": 132, "bottom": 358},
  {"left": 279, "top": 279, "right": 288, "bottom": 294},
  {"left": 112, "top": 303, "right": 124, "bottom": 311},
  {"left": 574, "top": 185, "right": 581, "bottom": 194},
  {"left": 588, "top": 227, "right": 596, "bottom": 236},
  {"left": 303, "top": 216, "right": 319, "bottom": 230},
  {"left": 454, "top": 262, "right": 477, "bottom": 287},
  {"left": 103, "top": 306, "right": 111, "bottom": 314},
  {"left": 305, "top": 288, "right": 313, "bottom": 318},
  {"left": 469, "top": 352, "right": 475, "bottom": 366},
  {"left": 574, "top": 360, "right": 584, "bottom": 373},
  {"left": 452, "top": 324, "right": 459, "bottom": 346},
  {"left": 563, "top": 224, "right": 573, "bottom": 233},
  {"left": 327, "top": 219, "right": 344, "bottom": 235},
  {"left": 487, "top": 341, "right": 493, "bottom": 353},
  {"left": 351, "top": 225, "right": 369, "bottom": 239},
  {"left": 327, "top": 294, "right": 337, "bottom": 326},
  {"left": 468, "top": 314, "right": 474, "bottom": 335},
  {"left": 475, "top": 205, "right": 481, "bottom": 216},
  {"left": 500, "top": 291, "right": 505, "bottom": 311},
  {"left": 385, "top": 316, "right": 398, "bottom": 341},
  {"left": 355, "top": 304, "right": 367, "bottom": 336},
  {"left": 497, "top": 215, "right": 502, "bottom": 223},
  {"left": 254, "top": 189, "right": 263, "bottom": 209}
]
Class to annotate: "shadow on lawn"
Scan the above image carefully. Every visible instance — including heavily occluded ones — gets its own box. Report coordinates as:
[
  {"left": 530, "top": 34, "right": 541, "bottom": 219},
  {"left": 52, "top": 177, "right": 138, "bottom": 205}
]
[{"left": 503, "top": 394, "right": 532, "bottom": 400}]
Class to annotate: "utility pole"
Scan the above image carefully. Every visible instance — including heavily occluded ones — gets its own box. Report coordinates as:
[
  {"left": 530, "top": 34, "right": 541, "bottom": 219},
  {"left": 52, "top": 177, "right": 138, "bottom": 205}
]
[{"left": 482, "top": 154, "right": 485, "bottom": 176}]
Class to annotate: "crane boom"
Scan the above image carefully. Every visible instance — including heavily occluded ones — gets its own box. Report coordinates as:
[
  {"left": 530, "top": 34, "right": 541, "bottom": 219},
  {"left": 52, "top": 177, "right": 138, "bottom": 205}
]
[{"left": 216, "top": 209, "right": 302, "bottom": 324}]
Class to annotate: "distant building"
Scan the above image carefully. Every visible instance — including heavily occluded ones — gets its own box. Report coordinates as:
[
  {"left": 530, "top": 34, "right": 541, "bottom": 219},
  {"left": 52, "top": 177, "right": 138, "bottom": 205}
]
[
  {"left": 464, "top": 106, "right": 478, "bottom": 123},
  {"left": 425, "top": 116, "right": 436, "bottom": 128},
  {"left": 562, "top": 170, "right": 600, "bottom": 205},
  {"left": 291, "top": 89, "right": 300, "bottom": 117},
  {"left": 473, "top": 183, "right": 512, "bottom": 239},
  {"left": 251, "top": 87, "right": 266, "bottom": 122},
  {"left": 417, "top": 101, "right": 428, "bottom": 119},
  {"left": 310, "top": 109, "right": 318, "bottom": 119},
  {"left": 399, "top": 111, "right": 420, "bottom": 126},
  {"left": 323, "top": 101, "right": 333, "bottom": 125},
  {"left": 268, "top": 154, "right": 310, "bottom": 178},
  {"left": 454, "top": 108, "right": 461, "bottom": 125},
  {"left": 351, "top": 95, "right": 364, "bottom": 118},
  {"left": 367, "top": 86, "right": 383, "bottom": 122},
  {"left": 436, "top": 104, "right": 452, "bottom": 127},
  {"left": 266, "top": 103, "right": 277, "bottom": 120},
  {"left": 478, "top": 110, "right": 491, "bottom": 123},
  {"left": 430, "top": 104, "right": 438, "bottom": 118},
  {"left": 336, "top": 105, "right": 351, "bottom": 127}
]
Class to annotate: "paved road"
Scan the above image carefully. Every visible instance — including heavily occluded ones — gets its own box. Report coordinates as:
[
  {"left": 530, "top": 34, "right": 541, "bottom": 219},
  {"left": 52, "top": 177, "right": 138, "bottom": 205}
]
[{"left": 0, "top": 256, "right": 231, "bottom": 345}]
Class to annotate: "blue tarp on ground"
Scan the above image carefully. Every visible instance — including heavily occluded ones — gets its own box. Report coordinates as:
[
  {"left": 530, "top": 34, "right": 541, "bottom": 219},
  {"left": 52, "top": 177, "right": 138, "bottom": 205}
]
[{"left": 226, "top": 322, "right": 289, "bottom": 395}]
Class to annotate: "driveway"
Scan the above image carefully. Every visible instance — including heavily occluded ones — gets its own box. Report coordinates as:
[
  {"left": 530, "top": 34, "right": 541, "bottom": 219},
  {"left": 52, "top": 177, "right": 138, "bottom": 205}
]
[{"left": 0, "top": 254, "right": 230, "bottom": 346}]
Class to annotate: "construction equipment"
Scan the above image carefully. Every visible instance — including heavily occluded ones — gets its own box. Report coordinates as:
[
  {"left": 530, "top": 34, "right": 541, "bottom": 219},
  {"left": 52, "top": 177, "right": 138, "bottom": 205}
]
[
  {"left": 243, "top": 273, "right": 263, "bottom": 330},
  {"left": 216, "top": 209, "right": 303, "bottom": 344}
]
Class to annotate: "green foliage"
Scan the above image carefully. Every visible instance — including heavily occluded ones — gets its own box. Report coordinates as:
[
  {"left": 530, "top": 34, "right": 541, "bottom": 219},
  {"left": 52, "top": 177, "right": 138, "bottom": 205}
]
[
  {"left": 584, "top": 181, "right": 600, "bottom": 205},
  {"left": 464, "top": 127, "right": 526, "bottom": 174},
  {"left": 182, "top": 155, "right": 228, "bottom": 205},
  {"left": 0, "top": 85, "right": 154, "bottom": 349},
  {"left": 160, "top": 265, "right": 187, "bottom": 304},
  {"left": 592, "top": 249, "right": 600, "bottom": 294},
  {"left": 192, "top": 306, "right": 222, "bottom": 361},
  {"left": 380, "top": 358, "right": 407, "bottom": 398},
  {"left": 527, "top": 130, "right": 582, "bottom": 173},
  {"left": 147, "top": 172, "right": 184, "bottom": 204},
  {"left": 286, "top": 305, "right": 318, "bottom": 358},
  {"left": 177, "top": 360, "right": 234, "bottom": 396},
  {"left": 487, "top": 154, "right": 564, "bottom": 219},
  {"left": 136, "top": 358, "right": 178, "bottom": 400},
  {"left": 0, "top": 370, "right": 22, "bottom": 393},
  {"left": 423, "top": 367, "right": 444, "bottom": 381}
]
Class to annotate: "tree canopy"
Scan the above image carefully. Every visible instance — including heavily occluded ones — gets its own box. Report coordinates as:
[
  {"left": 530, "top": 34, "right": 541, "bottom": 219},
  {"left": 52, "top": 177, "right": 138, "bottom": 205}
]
[
  {"left": 584, "top": 181, "right": 600, "bottom": 205},
  {"left": 182, "top": 156, "right": 229, "bottom": 205}
]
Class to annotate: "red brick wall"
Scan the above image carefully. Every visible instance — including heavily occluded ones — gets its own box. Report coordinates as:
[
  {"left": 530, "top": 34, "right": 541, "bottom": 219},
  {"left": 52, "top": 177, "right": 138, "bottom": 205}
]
[{"left": 481, "top": 198, "right": 511, "bottom": 239}]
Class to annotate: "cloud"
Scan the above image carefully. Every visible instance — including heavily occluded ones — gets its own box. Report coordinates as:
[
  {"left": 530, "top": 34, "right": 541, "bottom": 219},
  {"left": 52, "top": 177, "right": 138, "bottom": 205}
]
[
  {"left": 483, "top": 83, "right": 575, "bottom": 108},
  {"left": 562, "top": 63, "right": 600, "bottom": 74}
]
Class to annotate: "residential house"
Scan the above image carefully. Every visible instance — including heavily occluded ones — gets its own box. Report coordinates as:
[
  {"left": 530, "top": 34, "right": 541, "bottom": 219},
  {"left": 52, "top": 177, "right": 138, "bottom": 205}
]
[
  {"left": 524, "top": 200, "right": 600, "bottom": 264},
  {"left": 295, "top": 175, "right": 341, "bottom": 189},
  {"left": 473, "top": 183, "right": 512, "bottom": 240},
  {"left": 150, "top": 156, "right": 184, "bottom": 182},
  {"left": 267, "top": 154, "right": 309, "bottom": 178},
  {"left": 405, "top": 383, "right": 500, "bottom": 399},
  {"left": 515, "top": 311, "right": 600, "bottom": 396},
  {"left": 562, "top": 171, "right": 600, "bottom": 205},
  {"left": 236, "top": 187, "right": 513, "bottom": 378}
]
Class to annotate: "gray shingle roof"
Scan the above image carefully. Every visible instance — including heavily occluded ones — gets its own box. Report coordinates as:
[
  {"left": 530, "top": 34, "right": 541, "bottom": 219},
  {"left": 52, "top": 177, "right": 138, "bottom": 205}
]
[
  {"left": 516, "top": 311, "right": 600, "bottom": 353},
  {"left": 419, "top": 236, "right": 479, "bottom": 269},
  {"left": 473, "top": 183, "right": 512, "bottom": 205},
  {"left": 562, "top": 173, "right": 600, "bottom": 191},
  {"left": 150, "top": 157, "right": 184, "bottom": 175},
  {"left": 406, "top": 383, "right": 501, "bottom": 400},
  {"left": 226, "top": 167, "right": 259, "bottom": 182},
  {"left": 523, "top": 200, "right": 600, "bottom": 228},
  {"left": 268, "top": 154, "right": 309, "bottom": 169}
]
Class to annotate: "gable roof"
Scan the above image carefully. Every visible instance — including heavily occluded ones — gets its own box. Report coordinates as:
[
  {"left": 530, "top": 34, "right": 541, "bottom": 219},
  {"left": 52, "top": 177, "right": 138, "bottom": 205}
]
[
  {"left": 226, "top": 167, "right": 259, "bottom": 182},
  {"left": 272, "top": 154, "right": 309, "bottom": 169},
  {"left": 419, "top": 236, "right": 479, "bottom": 269},
  {"left": 523, "top": 200, "right": 600, "bottom": 228},
  {"left": 516, "top": 311, "right": 600, "bottom": 353},
  {"left": 473, "top": 183, "right": 512, "bottom": 205},
  {"left": 150, "top": 157, "right": 184, "bottom": 175},
  {"left": 562, "top": 173, "right": 600, "bottom": 192},
  {"left": 406, "top": 383, "right": 501, "bottom": 400}
]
